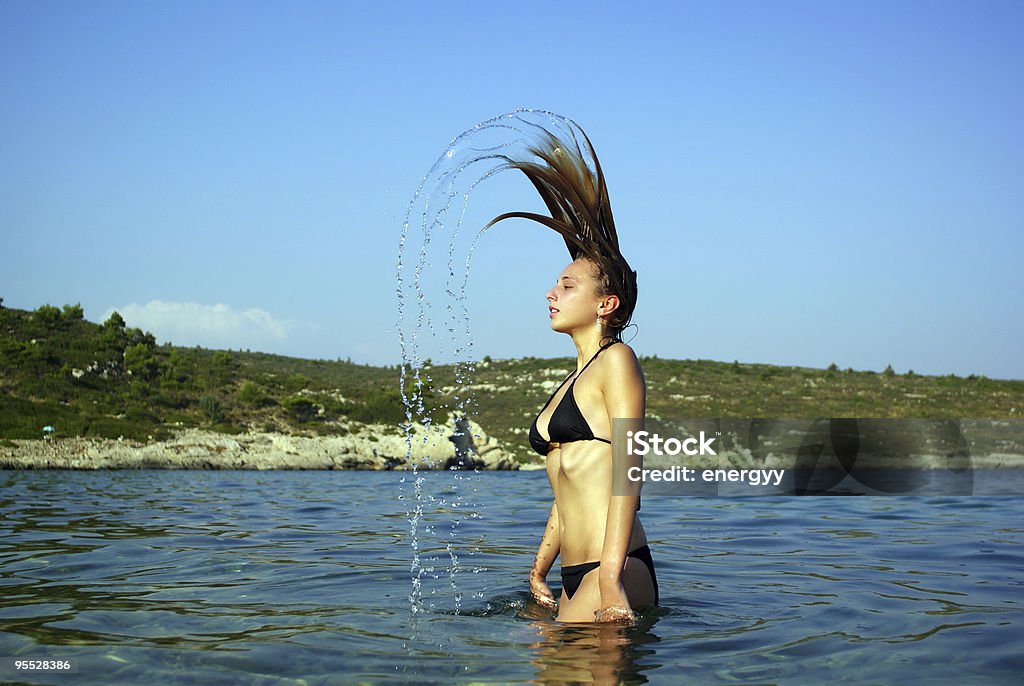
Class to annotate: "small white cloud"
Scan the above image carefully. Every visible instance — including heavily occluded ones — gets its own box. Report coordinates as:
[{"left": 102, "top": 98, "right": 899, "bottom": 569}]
[{"left": 107, "top": 300, "right": 295, "bottom": 351}]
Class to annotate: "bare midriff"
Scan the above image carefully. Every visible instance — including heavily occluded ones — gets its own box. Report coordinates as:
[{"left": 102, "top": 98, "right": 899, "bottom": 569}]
[{"left": 547, "top": 440, "right": 647, "bottom": 566}]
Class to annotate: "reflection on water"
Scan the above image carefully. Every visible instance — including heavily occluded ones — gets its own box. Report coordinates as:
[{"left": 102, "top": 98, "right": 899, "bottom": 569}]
[
  {"left": 526, "top": 610, "right": 665, "bottom": 685},
  {"left": 1, "top": 470, "right": 1022, "bottom": 684}
]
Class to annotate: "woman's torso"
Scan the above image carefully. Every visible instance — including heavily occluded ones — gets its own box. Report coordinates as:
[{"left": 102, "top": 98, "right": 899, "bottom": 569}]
[{"left": 533, "top": 344, "right": 647, "bottom": 565}]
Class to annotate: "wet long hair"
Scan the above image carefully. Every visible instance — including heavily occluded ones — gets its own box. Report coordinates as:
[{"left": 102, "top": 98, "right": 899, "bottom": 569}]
[{"left": 484, "top": 124, "right": 637, "bottom": 339}]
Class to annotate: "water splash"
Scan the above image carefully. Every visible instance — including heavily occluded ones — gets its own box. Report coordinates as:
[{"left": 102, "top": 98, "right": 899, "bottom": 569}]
[{"left": 395, "top": 109, "right": 587, "bottom": 631}]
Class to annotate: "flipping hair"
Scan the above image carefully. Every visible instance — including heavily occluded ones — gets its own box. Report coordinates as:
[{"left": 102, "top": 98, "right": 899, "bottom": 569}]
[{"left": 484, "top": 125, "right": 638, "bottom": 338}]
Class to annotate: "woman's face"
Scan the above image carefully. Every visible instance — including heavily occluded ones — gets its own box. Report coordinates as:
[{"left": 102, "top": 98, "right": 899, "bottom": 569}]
[{"left": 546, "top": 258, "right": 603, "bottom": 334}]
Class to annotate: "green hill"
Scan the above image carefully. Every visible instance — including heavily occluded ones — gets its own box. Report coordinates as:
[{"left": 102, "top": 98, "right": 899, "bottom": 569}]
[
  {"left": 0, "top": 303, "right": 403, "bottom": 443},
  {"left": 2, "top": 301, "right": 1021, "bottom": 464}
]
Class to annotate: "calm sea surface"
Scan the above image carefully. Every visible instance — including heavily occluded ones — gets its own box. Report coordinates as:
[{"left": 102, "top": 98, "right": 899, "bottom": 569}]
[{"left": 1, "top": 469, "right": 1021, "bottom": 685}]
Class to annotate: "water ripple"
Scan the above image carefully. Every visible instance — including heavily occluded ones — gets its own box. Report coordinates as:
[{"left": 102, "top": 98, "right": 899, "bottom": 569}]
[{"left": 0, "top": 471, "right": 1021, "bottom": 684}]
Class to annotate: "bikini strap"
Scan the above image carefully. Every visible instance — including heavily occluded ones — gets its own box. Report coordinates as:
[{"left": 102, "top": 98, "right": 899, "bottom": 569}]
[
  {"left": 570, "top": 340, "right": 617, "bottom": 386},
  {"left": 537, "top": 369, "right": 575, "bottom": 411}
]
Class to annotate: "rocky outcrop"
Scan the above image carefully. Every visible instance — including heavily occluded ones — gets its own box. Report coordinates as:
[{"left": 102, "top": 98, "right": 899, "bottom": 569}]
[{"left": 0, "top": 416, "right": 520, "bottom": 470}]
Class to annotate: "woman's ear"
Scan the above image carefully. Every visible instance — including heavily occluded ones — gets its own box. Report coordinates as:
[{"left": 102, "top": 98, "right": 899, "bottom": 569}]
[{"left": 598, "top": 294, "right": 621, "bottom": 317}]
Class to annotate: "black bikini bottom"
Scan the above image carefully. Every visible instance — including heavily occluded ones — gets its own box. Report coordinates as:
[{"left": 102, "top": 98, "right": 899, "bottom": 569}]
[{"left": 560, "top": 544, "right": 659, "bottom": 605}]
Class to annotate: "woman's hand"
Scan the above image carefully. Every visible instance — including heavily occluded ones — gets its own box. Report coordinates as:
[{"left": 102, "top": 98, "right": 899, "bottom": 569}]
[
  {"left": 530, "top": 570, "right": 558, "bottom": 609},
  {"left": 594, "top": 604, "right": 637, "bottom": 624},
  {"left": 596, "top": 577, "right": 635, "bottom": 623}
]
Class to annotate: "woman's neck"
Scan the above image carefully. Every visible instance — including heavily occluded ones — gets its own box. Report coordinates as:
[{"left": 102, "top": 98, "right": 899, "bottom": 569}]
[{"left": 570, "top": 328, "right": 608, "bottom": 369}]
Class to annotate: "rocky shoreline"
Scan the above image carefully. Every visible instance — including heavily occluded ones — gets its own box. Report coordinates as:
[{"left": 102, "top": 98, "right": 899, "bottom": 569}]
[
  {"left": 3, "top": 417, "right": 1021, "bottom": 472},
  {"left": 0, "top": 416, "right": 527, "bottom": 471}
]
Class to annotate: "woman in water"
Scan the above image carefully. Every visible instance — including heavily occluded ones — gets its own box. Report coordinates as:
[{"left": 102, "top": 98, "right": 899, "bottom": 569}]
[{"left": 486, "top": 125, "right": 658, "bottom": 623}]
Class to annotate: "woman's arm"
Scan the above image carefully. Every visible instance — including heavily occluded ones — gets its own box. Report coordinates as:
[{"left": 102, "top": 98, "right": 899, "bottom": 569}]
[
  {"left": 530, "top": 501, "right": 560, "bottom": 607},
  {"left": 597, "top": 345, "right": 646, "bottom": 619}
]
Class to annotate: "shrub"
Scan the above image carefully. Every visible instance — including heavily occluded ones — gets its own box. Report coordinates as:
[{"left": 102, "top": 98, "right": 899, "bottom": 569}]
[
  {"left": 199, "top": 395, "right": 223, "bottom": 423},
  {"left": 350, "top": 387, "right": 406, "bottom": 424},
  {"left": 287, "top": 373, "right": 311, "bottom": 392},
  {"left": 239, "top": 381, "right": 275, "bottom": 408},
  {"left": 283, "top": 396, "right": 318, "bottom": 422}
]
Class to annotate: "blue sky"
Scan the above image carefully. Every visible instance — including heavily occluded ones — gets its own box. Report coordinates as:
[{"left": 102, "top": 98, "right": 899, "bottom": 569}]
[{"left": 2, "top": 0, "right": 1022, "bottom": 379}]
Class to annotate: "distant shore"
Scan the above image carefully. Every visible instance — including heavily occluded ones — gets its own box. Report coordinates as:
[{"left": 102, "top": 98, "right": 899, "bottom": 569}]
[
  {"left": 0, "top": 419, "right": 525, "bottom": 471},
  {"left": 3, "top": 425, "right": 1022, "bottom": 471}
]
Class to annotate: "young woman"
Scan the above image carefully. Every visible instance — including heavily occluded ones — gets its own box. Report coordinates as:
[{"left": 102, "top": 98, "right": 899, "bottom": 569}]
[{"left": 486, "top": 124, "right": 658, "bottom": 623}]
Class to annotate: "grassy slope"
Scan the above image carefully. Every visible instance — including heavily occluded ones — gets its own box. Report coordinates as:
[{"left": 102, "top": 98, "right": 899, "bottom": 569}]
[
  {"left": 2, "top": 303, "right": 1021, "bottom": 463},
  {"left": 447, "top": 356, "right": 1023, "bottom": 464}
]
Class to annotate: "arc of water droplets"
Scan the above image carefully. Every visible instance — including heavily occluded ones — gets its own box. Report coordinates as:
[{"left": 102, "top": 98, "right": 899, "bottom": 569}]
[{"left": 396, "top": 110, "right": 585, "bottom": 633}]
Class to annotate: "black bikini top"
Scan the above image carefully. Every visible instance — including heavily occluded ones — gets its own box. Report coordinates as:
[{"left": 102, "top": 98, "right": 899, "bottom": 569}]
[{"left": 529, "top": 343, "right": 614, "bottom": 456}]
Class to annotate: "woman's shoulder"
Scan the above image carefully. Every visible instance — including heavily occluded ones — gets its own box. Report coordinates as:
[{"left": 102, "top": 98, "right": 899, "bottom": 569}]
[
  {"left": 599, "top": 341, "right": 643, "bottom": 376},
  {"left": 602, "top": 340, "right": 639, "bottom": 362},
  {"left": 596, "top": 342, "right": 645, "bottom": 405}
]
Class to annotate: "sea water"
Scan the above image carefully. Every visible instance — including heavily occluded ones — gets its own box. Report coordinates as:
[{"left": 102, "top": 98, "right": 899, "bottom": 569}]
[{"left": 1, "top": 469, "right": 1022, "bottom": 684}]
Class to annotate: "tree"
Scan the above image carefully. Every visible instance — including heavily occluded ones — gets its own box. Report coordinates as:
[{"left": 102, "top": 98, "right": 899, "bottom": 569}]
[
  {"left": 35, "top": 304, "right": 61, "bottom": 324},
  {"left": 161, "top": 349, "right": 191, "bottom": 386},
  {"left": 126, "top": 327, "right": 156, "bottom": 347},
  {"left": 62, "top": 303, "right": 84, "bottom": 320},
  {"left": 104, "top": 311, "right": 126, "bottom": 331},
  {"left": 100, "top": 311, "right": 129, "bottom": 354},
  {"left": 125, "top": 343, "right": 160, "bottom": 380}
]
